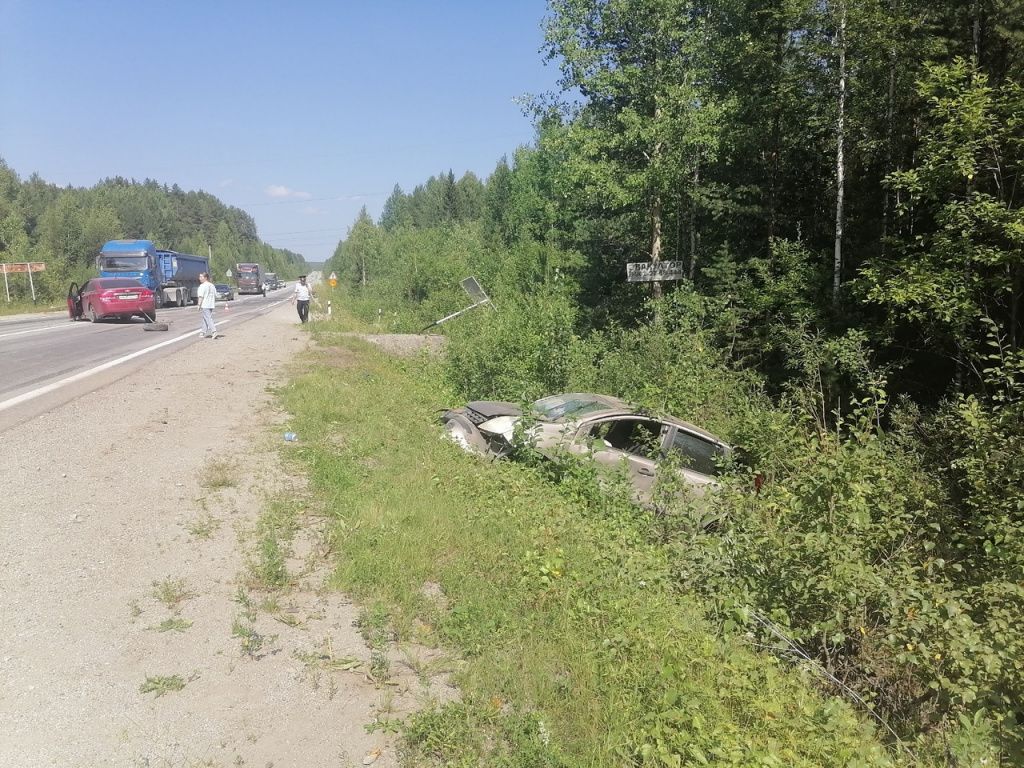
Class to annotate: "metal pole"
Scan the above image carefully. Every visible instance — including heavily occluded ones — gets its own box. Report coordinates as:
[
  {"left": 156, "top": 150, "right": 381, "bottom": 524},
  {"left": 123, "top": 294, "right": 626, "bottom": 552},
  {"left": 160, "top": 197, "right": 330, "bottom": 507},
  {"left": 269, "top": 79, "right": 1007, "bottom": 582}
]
[
  {"left": 420, "top": 299, "right": 490, "bottom": 332},
  {"left": 2, "top": 265, "right": 9, "bottom": 302},
  {"left": 27, "top": 263, "right": 36, "bottom": 302}
]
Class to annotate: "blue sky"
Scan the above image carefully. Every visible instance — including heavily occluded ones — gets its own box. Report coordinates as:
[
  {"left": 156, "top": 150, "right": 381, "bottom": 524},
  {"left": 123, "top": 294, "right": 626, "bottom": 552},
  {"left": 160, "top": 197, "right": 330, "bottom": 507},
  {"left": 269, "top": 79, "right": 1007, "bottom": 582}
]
[{"left": 0, "top": 1, "right": 560, "bottom": 264}]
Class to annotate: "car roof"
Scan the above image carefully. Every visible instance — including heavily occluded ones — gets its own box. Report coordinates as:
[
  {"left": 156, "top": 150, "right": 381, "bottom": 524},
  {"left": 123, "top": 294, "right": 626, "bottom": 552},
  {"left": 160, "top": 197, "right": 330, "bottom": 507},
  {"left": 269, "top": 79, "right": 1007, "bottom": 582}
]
[{"left": 539, "top": 392, "right": 728, "bottom": 445}]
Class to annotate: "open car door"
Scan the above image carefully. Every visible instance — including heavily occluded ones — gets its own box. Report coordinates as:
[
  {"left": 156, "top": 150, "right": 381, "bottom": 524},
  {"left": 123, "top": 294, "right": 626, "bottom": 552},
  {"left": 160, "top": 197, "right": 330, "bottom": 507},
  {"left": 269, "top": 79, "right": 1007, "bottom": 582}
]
[{"left": 66, "top": 282, "right": 84, "bottom": 321}]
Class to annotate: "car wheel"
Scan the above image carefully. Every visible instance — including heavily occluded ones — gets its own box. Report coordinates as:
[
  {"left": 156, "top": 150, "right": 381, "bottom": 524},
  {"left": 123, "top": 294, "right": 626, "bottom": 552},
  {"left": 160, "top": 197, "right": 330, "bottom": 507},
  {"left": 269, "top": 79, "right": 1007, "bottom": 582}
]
[
  {"left": 442, "top": 414, "right": 489, "bottom": 456},
  {"left": 88, "top": 304, "right": 98, "bottom": 322}
]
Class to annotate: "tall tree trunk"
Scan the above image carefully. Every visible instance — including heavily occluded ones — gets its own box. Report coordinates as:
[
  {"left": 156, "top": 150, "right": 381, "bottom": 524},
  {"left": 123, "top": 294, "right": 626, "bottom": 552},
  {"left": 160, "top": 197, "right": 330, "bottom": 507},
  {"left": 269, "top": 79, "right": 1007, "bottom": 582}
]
[
  {"left": 881, "top": 0, "right": 897, "bottom": 255},
  {"left": 650, "top": 192, "right": 663, "bottom": 301},
  {"left": 768, "top": 25, "right": 785, "bottom": 240},
  {"left": 689, "top": 164, "right": 699, "bottom": 280},
  {"left": 1011, "top": 263, "right": 1020, "bottom": 352},
  {"left": 832, "top": 0, "right": 847, "bottom": 304},
  {"left": 973, "top": 0, "right": 981, "bottom": 62},
  {"left": 650, "top": 104, "right": 663, "bottom": 301}
]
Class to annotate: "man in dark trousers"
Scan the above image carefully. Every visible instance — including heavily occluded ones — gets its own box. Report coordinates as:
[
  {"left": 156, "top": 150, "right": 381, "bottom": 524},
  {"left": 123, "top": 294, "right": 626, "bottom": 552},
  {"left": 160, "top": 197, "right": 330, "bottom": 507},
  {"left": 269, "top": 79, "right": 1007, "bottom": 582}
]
[{"left": 291, "top": 275, "right": 314, "bottom": 323}]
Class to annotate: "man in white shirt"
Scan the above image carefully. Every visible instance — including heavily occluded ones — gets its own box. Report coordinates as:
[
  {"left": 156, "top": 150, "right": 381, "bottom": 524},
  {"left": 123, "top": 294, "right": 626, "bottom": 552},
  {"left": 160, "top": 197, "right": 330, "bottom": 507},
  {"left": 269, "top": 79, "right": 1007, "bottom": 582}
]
[
  {"left": 292, "top": 275, "right": 314, "bottom": 324},
  {"left": 197, "top": 272, "right": 219, "bottom": 339}
]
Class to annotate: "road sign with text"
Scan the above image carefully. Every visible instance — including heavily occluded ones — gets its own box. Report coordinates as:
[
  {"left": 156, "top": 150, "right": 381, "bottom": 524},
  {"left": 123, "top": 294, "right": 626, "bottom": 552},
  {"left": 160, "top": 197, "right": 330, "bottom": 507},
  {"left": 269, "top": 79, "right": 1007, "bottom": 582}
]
[
  {"left": 626, "top": 260, "right": 685, "bottom": 282},
  {"left": 0, "top": 262, "right": 46, "bottom": 274}
]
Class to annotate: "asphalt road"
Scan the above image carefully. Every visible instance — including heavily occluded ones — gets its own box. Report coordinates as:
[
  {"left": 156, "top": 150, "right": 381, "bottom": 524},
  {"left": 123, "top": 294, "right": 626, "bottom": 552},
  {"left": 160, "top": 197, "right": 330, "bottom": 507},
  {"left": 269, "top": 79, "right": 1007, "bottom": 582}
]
[{"left": 0, "top": 290, "right": 291, "bottom": 433}]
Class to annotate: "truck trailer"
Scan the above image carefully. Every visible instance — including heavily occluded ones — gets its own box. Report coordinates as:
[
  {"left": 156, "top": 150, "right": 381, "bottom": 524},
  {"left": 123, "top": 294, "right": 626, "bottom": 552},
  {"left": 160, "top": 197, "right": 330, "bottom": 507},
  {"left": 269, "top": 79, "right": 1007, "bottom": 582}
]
[{"left": 97, "top": 240, "right": 209, "bottom": 308}]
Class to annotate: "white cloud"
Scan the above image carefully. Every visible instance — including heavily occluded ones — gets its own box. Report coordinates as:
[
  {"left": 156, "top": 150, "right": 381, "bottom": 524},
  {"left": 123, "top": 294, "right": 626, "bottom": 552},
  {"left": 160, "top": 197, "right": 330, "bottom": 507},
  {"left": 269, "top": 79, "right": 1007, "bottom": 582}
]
[
  {"left": 265, "top": 184, "right": 312, "bottom": 199},
  {"left": 219, "top": 178, "right": 234, "bottom": 188}
]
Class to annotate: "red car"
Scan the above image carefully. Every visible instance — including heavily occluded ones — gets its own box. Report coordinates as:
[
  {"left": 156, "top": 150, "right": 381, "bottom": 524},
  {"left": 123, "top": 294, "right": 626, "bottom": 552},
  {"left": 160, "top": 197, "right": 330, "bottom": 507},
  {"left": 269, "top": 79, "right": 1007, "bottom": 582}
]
[{"left": 67, "top": 278, "right": 157, "bottom": 322}]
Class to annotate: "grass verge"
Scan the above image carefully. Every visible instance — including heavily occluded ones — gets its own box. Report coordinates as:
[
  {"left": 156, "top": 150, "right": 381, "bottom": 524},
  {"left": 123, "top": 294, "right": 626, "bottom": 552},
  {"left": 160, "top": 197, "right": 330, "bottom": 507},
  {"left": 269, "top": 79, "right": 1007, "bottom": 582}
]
[{"left": 273, "top": 327, "right": 904, "bottom": 766}]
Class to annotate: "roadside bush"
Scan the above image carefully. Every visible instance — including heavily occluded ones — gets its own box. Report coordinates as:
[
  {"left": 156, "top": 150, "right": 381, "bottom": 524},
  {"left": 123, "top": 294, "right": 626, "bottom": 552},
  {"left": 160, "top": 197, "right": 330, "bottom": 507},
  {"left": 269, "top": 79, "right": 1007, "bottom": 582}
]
[
  {"left": 443, "top": 286, "right": 579, "bottom": 402},
  {"left": 567, "top": 289, "right": 767, "bottom": 437},
  {"left": 671, "top": 388, "right": 1020, "bottom": 760}
]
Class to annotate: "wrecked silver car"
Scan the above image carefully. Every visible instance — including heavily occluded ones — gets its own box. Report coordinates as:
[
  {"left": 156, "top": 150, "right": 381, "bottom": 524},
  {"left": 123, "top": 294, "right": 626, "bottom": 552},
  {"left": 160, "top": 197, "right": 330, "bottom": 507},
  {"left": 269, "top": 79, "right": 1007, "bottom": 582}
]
[{"left": 441, "top": 392, "right": 732, "bottom": 502}]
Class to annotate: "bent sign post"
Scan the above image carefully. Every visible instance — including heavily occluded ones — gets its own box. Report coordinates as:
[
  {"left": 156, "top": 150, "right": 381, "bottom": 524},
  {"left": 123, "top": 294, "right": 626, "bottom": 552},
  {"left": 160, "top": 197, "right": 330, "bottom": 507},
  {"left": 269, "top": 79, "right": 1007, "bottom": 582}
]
[
  {"left": 421, "top": 276, "right": 496, "bottom": 331},
  {"left": 0, "top": 262, "right": 46, "bottom": 302}
]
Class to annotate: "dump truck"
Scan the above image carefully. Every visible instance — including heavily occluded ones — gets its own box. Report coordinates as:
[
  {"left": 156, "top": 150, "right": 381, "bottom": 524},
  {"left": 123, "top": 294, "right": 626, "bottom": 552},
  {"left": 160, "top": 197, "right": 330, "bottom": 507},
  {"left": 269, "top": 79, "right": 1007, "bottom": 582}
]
[{"left": 97, "top": 240, "right": 208, "bottom": 308}]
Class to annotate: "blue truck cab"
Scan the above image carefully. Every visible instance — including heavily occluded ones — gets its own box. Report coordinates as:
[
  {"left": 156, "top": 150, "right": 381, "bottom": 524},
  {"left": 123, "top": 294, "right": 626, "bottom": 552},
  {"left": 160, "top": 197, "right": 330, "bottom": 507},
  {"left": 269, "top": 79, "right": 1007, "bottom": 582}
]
[{"left": 98, "top": 239, "right": 208, "bottom": 308}]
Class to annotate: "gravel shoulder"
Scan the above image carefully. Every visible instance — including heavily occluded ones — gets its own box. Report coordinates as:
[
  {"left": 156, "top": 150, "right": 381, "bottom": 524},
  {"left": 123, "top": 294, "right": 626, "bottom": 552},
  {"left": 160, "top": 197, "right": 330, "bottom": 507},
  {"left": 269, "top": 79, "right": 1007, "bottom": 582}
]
[{"left": 0, "top": 305, "right": 443, "bottom": 767}]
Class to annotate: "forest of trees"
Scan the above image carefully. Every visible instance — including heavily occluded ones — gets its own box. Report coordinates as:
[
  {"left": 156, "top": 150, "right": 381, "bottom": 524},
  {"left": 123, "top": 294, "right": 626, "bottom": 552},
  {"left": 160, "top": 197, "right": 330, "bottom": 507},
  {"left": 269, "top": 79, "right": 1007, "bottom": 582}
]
[
  {"left": 0, "top": 165, "right": 306, "bottom": 302},
  {"left": 327, "top": 0, "right": 1024, "bottom": 762}
]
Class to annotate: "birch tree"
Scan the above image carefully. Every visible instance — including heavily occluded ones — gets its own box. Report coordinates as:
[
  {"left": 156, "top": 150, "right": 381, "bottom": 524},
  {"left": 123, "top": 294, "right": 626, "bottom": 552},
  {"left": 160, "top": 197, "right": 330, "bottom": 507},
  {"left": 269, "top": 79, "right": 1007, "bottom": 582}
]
[{"left": 544, "top": 0, "right": 726, "bottom": 300}]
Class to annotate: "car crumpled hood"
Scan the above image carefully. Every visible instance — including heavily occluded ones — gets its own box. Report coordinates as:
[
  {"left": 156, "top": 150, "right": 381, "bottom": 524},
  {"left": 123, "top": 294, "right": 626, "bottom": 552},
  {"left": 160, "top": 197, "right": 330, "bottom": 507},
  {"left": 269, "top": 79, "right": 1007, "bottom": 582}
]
[{"left": 465, "top": 400, "right": 522, "bottom": 420}]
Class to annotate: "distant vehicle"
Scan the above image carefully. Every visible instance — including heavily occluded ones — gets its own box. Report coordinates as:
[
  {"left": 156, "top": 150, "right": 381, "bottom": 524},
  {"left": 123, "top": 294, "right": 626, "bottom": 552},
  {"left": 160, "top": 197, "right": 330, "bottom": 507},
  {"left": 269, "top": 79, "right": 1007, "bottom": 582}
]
[
  {"left": 214, "top": 283, "right": 235, "bottom": 301},
  {"left": 264, "top": 272, "right": 282, "bottom": 290},
  {"left": 97, "top": 240, "right": 208, "bottom": 309},
  {"left": 67, "top": 278, "right": 156, "bottom": 322},
  {"left": 442, "top": 392, "right": 733, "bottom": 504},
  {"left": 236, "top": 263, "right": 265, "bottom": 296}
]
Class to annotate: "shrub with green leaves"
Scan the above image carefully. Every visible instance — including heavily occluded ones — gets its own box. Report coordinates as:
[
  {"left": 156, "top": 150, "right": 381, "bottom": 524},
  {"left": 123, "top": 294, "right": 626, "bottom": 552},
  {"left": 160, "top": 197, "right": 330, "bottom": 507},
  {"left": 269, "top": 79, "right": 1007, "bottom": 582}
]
[{"left": 443, "top": 286, "right": 579, "bottom": 402}]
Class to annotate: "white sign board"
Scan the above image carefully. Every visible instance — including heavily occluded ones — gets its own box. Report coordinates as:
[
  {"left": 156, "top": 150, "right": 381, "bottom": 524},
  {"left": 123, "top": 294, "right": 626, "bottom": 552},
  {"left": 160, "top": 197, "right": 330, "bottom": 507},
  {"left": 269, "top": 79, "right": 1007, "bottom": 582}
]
[
  {"left": 329, "top": 272, "right": 337, "bottom": 281},
  {"left": 225, "top": 269, "right": 232, "bottom": 277},
  {"left": 626, "top": 260, "right": 686, "bottom": 282},
  {"left": 460, "top": 276, "right": 489, "bottom": 304}
]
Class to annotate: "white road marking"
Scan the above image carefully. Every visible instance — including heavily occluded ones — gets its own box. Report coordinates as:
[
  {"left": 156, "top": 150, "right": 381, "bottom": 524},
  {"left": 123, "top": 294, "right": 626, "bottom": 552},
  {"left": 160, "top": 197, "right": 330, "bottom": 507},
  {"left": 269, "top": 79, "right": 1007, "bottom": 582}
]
[
  {"left": 0, "top": 322, "right": 89, "bottom": 340},
  {"left": 0, "top": 299, "right": 287, "bottom": 413},
  {"left": 0, "top": 299, "right": 293, "bottom": 414}
]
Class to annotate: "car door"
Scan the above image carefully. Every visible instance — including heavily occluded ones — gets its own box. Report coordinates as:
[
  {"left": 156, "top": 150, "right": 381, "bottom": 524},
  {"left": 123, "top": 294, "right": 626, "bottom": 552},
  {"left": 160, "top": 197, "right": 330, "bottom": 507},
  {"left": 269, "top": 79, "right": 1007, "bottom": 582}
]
[
  {"left": 666, "top": 427, "right": 728, "bottom": 497},
  {"left": 570, "top": 416, "right": 670, "bottom": 502},
  {"left": 79, "top": 280, "right": 100, "bottom": 318}
]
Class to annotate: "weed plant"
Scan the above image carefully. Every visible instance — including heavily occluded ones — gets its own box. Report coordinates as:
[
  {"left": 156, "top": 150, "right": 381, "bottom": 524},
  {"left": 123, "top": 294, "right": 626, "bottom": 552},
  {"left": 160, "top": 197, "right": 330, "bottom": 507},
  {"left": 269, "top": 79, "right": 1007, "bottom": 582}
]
[
  {"left": 151, "top": 578, "right": 195, "bottom": 613},
  {"left": 149, "top": 617, "right": 192, "bottom": 633},
  {"left": 201, "top": 459, "right": 238, "bottom": 491},
  {"left": 139, "top": 674, "right": 187, "bottom": 697},
  {"left": 246, "top": 499, "right": 297, "bottom": 589}
]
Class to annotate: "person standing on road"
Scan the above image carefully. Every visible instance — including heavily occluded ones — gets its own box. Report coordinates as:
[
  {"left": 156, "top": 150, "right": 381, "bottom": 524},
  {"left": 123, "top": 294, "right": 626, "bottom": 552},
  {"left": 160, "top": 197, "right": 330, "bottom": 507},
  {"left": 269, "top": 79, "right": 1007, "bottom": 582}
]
[
  {"left": 292, "top": 275, "right": 314, "bottom": 324},
  {"left": 197, "top": 272, "right": 219, "bottom": 339}
]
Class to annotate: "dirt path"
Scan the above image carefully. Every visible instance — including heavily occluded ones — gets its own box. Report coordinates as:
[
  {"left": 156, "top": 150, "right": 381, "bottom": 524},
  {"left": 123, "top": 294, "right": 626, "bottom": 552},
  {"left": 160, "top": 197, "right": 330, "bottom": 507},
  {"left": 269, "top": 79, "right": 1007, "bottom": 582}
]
[{"left": 0, "top": 305, "right": 441, "bottom": 767}]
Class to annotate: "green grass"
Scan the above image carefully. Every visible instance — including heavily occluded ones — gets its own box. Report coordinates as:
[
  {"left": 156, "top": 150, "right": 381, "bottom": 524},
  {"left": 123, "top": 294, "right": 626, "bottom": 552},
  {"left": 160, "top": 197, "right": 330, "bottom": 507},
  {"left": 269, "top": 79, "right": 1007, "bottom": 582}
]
[
  {"left": 151, "top": 578, "right": 195, "bottom": 613},
  {"left": 356, "top": 604, "right": 393, "bottom": 686},
  {"left": 139, "top": 674, "right": 187, "bottom": 697},
  {"left": 0, "top": 299, "right": 64, "bottom": 317},
  {"left": 269, "top": 318, "right": 904, "bottom": 767},
  {"left": 186, "top": 513, "right": 222, "bottom": 539},
  {"left": 245, "top": 498, "right": 297, "bottom": 589},
  {"left": 231, "top": 587, "right": 276, "bottom": 659}
]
